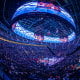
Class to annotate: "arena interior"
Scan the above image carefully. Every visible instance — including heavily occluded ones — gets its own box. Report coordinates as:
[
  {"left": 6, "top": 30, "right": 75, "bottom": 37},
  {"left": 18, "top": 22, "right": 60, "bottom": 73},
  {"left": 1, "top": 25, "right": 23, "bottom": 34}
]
[{"left": 0, "top": 0, "right": 80, "bottom": 80}]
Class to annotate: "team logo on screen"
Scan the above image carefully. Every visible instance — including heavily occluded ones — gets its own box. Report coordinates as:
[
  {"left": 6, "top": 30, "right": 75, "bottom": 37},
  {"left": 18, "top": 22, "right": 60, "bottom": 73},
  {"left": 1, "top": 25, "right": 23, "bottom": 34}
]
[
  {"left": 60, "top": 37, "right": 68, "bottom": 42},
  {"left": 34, "top": 34, "right": 44, "bottom": 41}
]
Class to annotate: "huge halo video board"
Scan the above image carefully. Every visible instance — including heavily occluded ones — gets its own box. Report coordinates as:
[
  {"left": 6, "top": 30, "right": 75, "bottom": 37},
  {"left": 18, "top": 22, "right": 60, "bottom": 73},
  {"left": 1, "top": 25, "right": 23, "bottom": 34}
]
[{"left": 11, "top": 2, "right": 76, "bottom": 43}]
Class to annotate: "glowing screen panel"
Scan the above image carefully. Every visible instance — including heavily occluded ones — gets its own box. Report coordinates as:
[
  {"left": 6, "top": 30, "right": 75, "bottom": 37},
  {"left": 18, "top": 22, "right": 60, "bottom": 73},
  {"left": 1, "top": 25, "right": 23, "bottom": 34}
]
[
  {"left": 11, "top": 2, "right": 76, "bottom": 29},
  {"left": 11, "top": 2, "right": 76, "bottom": 43}
]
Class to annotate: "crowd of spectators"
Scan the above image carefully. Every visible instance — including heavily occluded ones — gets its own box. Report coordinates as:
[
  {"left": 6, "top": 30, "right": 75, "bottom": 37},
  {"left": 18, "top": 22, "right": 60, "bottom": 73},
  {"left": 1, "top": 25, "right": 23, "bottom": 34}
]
[
  {"left": 0, "top": 40, "right": 80, "bottom": 80},
  {"left": 0, "top": 21, "right": 80, "bottom": 80}
]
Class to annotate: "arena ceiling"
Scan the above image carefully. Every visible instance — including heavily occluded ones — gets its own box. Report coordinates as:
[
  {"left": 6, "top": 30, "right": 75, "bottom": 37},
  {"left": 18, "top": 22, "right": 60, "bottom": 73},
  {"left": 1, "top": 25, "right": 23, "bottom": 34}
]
[{"left": 0, "top": 0, "right": 80, "bottom": 37}]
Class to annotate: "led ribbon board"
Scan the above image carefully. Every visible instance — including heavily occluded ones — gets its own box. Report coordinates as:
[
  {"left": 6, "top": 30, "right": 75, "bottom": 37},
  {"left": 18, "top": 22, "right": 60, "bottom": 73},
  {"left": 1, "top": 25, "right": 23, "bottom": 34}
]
[{"left": 11, "top": 2, "right": 76, "bottom": 43}]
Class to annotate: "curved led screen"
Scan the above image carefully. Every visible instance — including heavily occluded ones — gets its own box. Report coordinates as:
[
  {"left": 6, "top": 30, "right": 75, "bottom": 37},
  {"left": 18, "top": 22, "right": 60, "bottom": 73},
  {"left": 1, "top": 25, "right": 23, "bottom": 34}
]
[
  {"left": 11, "top": 2, "right": 76, "bottom": 43},
  {"left": 12, "top": 22, "right": 75, "bottom": 43},
  {"left": 11, "top": 2, "right": 76, "bottom": 29}
]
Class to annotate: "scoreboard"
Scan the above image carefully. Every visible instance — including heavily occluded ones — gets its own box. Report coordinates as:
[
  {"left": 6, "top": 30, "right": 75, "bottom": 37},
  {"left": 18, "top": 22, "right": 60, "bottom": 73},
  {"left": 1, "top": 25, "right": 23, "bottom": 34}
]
[{"left": 11, "top": 2, "right": 76, "bottom": 43}]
